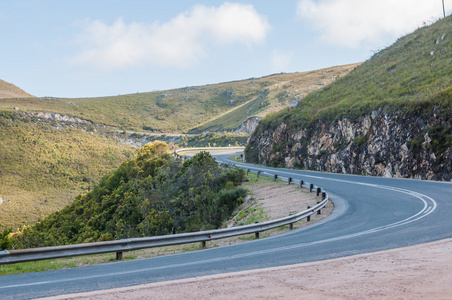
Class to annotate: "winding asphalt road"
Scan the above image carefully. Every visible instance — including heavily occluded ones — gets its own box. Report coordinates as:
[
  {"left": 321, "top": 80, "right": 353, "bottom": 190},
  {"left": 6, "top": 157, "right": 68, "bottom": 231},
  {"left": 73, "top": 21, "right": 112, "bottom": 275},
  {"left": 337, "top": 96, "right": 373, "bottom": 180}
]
[{"left": 1, "top": 149, "right": 451, "bottom": 299}]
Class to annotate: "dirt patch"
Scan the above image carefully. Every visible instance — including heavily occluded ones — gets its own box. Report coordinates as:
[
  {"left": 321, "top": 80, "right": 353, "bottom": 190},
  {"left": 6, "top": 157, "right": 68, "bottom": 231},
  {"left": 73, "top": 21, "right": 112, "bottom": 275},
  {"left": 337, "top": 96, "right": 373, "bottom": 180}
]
[
  {"left": 249, "top": 181, "right": 321, "bottom": 219},
  {"left": 43, "top": 238, "right": 452, "bottom": 300}
]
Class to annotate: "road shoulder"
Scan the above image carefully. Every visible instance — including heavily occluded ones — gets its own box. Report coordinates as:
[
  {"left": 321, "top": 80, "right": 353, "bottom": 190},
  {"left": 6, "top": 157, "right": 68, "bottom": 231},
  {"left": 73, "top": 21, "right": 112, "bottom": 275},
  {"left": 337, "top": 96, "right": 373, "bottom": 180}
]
[{"left": 42, "top": 238, "right": 452, "bottom": 299}]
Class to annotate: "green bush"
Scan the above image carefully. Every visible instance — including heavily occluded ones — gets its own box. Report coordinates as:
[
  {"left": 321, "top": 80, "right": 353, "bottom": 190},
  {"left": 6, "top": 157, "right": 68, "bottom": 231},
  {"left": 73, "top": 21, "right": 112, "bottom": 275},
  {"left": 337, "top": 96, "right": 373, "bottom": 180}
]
[
  {"left": 353, "top": 135, "right": 367, "bottom": 146},
  {"left": 12, "top": 143, "right": 248, "bottom": 249},
  {"left": 0, "top": 225, "right": 12, "bottom": 250}
]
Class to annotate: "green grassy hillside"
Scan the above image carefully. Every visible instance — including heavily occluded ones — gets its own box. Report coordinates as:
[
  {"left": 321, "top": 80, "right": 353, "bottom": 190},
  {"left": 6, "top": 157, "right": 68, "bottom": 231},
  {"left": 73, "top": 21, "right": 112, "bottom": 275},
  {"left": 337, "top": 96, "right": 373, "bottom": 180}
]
[
  {"left": 0, "top": 55, "right": 359, "bottom": 233},
  {"left": 256, "top": 16, "right": 451, "bottom": 133},
  {"left": 0, "top": 64, "right": 359, "bottom": 133},
  {"left": 10, "top": 143, "right": 246, "bottom": 249},
  {"left": 0, "top": 79, "right": 35, "bottom": 98},
  {"left": 0, "top": 111, "right": 135, "bottom": 231}
]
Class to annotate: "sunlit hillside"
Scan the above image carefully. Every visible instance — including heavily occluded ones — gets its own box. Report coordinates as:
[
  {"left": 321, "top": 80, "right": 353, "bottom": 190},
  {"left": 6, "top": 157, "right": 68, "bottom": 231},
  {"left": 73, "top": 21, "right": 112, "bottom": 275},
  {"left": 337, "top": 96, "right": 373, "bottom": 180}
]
[
  {"left": 0, "top": 64, "right": 359, "bottom": 133},
  {"left": 0, "top": 79, "right": 35, "bottom": 99}
]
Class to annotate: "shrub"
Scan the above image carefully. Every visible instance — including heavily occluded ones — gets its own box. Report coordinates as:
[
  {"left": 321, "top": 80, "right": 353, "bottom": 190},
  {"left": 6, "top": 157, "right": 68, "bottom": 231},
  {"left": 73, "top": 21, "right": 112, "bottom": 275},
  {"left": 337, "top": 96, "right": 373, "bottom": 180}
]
[
  {"left": 11, "top": 143, "right": 248, "bottom": 249},
  {"left": 353, "top": 135, "right": 367, "bottom": 146},
  {"left": 0, "top": 225, "right": 12, "bottom": 250}
]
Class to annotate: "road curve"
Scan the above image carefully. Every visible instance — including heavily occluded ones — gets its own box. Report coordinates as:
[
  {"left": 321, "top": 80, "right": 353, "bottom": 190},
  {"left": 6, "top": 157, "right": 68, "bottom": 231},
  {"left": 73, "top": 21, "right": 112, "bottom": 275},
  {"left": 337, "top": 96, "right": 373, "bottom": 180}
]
[{"left": 1, "top": 149, "right": 451, "bottom": 300}]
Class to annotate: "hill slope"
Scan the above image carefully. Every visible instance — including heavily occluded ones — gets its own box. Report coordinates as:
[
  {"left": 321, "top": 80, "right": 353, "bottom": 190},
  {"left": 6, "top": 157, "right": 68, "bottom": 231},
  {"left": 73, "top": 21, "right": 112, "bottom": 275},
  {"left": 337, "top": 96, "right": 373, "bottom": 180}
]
[
  {"left": 0, "top": 64, "right": 359, "bottom": 134},
  {"left": 246, "top": 16, "right": 452, "bottom": 181},
  {"left": 11, "top": 143, "right": 246, "bottom": 249},
  {"left": 0, "top": 111, "right": 135, "bottom": 230},
  {"left": 0, "top": 79, "right": 35, "bottom": 98}
]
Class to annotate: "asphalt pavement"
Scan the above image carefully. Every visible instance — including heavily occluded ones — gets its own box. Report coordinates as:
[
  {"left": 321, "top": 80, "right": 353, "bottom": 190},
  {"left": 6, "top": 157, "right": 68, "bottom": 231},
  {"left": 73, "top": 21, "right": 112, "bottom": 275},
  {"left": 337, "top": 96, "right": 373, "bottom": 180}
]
[{"left": 1, "top": 149, "right": 451, "bottom": 299}]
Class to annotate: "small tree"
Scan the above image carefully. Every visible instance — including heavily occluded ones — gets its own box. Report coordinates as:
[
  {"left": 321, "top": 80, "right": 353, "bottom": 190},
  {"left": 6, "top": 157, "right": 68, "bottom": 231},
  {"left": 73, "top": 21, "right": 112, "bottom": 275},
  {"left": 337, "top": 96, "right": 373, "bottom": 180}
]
[{"left": 0, "top": 225, "right": 12, "bottom": 250}]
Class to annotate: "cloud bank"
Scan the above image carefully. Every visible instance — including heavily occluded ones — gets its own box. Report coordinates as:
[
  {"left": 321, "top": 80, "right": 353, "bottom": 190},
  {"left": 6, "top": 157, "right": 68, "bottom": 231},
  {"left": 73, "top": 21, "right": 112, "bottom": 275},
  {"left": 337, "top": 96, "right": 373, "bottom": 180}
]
[
  {"left": 297, "top": 0, "right": 446, "bottom": 48},
  {"left": 73, "top": 2, "right": 270, "bottom": 69}
]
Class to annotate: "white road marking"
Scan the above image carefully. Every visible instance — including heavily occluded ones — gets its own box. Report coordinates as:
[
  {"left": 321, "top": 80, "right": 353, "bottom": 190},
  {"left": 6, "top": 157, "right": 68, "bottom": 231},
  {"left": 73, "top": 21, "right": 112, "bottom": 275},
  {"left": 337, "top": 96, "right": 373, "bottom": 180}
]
[{"left": 0, "top": 153, "right": 439, "bottom": 289}]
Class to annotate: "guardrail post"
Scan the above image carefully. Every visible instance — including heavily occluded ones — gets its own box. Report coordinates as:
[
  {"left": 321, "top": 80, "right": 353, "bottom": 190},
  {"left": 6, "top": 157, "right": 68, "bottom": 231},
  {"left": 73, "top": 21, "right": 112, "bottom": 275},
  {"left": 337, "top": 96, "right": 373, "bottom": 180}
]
[
  {"left": 316, "top": 187, "right": 321, "bottom": 196},
  {"left": 300, "top": 180, "right": 304, "bottom": 188},
  {"left": 289, "top": 213, "right": 294, "bottom": 230},
  {"left": 116, "top": 251, "right": 123, "bottom": 260},
  {"left": 307, "top": 206, "right": 311, "bottom": 222},
  {"left": 322, "top": 192, "right": 326, "bottom": 200},
  {"left": 202, "top": 241, "right": 206, "bottom": 248},
  {"left": 257, "top": 170, "right": 261, "bottom": 178},
  {"left": 309, "top": 184, "right": 313, "bottom": 192},
  {"left": 255, "top": 222, "right": 260, "bottom": 238},
  {"left": 274, "top": 174, "right": 278, "bottom": 181},
  {"left": 247, "top": 169, "right": 250, "bottom": 175},
  {"left": 317, "top": 201, "right": 321, "bottom": 215},
  {"left": 288, "top": 177, "right": 292, "bottom": 185}
]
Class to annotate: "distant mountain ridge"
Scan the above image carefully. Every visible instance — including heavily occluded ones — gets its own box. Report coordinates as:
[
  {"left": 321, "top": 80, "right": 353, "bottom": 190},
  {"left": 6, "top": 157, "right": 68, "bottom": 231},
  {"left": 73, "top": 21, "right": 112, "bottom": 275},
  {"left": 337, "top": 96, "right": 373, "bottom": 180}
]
[
  {"left": 0, "top": 64, "right": 359, "bottom": 134},
  {"left": 0, "top": 79, "right": 35, "bottom": 98}
]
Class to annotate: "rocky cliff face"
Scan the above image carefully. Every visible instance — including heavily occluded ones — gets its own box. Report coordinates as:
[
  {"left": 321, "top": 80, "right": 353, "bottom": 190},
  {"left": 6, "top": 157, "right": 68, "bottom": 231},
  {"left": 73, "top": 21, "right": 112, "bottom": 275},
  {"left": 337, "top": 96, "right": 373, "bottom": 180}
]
[
  {"left": 246, "top": 108, "right": 452, "bottom": 181},
  {"left": 229, "top": 117, "right": 261, "bottom": 135}
]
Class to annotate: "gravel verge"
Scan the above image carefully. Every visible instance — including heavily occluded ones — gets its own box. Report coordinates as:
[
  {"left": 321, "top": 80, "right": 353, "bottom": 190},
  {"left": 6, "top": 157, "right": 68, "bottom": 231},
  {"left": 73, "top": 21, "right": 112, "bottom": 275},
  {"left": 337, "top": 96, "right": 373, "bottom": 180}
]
[{"left": 43, "top": 238, "right": 452, "bottom": 299}]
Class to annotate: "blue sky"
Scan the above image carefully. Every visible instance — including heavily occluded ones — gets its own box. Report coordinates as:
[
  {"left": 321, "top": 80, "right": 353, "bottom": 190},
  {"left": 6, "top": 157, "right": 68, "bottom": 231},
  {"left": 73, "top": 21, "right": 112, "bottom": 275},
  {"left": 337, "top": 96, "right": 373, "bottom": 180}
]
[{"left": 1, "top": 0, "right": 450, "bottom": 98}]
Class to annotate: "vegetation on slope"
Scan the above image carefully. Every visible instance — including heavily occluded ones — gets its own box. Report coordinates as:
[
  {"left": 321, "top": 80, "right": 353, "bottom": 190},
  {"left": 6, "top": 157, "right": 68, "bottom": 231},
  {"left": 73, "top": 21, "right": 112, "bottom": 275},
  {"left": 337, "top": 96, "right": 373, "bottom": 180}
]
[
  {"left": 0, "top": 79, "right": 35, "bottom": 98},
  {"left": 0, "top": 111, "right": 135, "bottom": 231},
  {"left": 254, "top": 16, "right": 451, "bottom": 135},
  {"left": 179, "top": 132, "right": 248, "bottom": 148},
  {"left": 9, "top": 142, "right": 246, "bottom": 249},
  {"left": 0, "top": 64, "right": 358, "bottom": 133}
]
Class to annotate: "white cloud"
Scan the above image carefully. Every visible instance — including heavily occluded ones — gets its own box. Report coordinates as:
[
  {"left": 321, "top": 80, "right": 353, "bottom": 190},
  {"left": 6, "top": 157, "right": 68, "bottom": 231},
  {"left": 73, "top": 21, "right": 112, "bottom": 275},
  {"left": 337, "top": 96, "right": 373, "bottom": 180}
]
[
  {"left": 297, "top": 0, "right": 447, "bottom": 48},
  {"left": 72, "top": 2, "right": 270, "bottom": 69},
  {"left": 271, "top": 50, "right": 293, "bottom": 72}
]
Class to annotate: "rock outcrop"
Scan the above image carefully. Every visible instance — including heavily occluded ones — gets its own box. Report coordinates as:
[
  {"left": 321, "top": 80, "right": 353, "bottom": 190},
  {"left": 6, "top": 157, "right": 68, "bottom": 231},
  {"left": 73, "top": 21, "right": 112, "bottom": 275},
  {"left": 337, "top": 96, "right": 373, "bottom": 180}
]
[
  {"left": 230, "top": 117, "right": 261, "bottom": 135},
  {"left": 246, "top": 108, "right": 452, "bottom": 181},
  {"left": 30, "top": 111, "right": 93, "bottom": 125}
]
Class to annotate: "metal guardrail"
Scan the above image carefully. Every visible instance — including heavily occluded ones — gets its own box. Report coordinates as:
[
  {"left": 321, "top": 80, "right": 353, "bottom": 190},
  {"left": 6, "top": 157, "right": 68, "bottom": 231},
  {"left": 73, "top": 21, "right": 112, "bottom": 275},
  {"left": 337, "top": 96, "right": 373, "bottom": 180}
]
[
  {"left": 0, "top": 147, "right": 329, "bottom": 268},
  {"left": 174, "top": 146, "right": 245, "bottom": 159}
]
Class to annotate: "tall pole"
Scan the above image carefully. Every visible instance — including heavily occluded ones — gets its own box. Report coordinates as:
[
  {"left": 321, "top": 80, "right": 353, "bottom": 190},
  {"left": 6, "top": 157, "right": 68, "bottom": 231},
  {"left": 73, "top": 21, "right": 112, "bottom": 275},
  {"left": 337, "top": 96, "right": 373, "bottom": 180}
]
[{"left": 443, "top": 0, "right": 446, "bottom": 18}]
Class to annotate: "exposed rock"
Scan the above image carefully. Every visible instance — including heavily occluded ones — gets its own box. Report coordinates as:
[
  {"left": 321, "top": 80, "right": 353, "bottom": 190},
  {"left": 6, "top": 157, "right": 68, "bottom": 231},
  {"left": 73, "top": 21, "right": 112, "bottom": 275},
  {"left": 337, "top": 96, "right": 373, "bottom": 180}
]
[
  {"left": 259, "top": 89, "right": 269, "bottom": 98},
  {"left": 289, "top": 101, "right": 298, "bottom": 109},
  {"left": 226, "top": 89, "right": 234, "bottom": 98},
  {"left": 30, "top": 111, "right": 92, "bottom": 124},
  {"left": 156, "top": 94, "right": 167, "bottom": 107},
  {"left": 230, "top": 117, "right": 261, "bottom": 135},
  {"left": 246, "top": 108, "right": 452, "bottom": 181}
]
